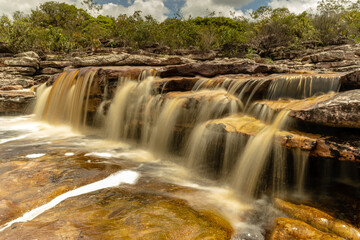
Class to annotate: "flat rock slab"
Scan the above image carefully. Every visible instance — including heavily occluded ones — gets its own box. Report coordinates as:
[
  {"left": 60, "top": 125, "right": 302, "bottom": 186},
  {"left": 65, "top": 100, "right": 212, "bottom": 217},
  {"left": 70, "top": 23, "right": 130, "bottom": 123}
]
[
  {"left": 0, "top": 90, "right": 35, "bottom": 114},
  {"left": 256, "top": 90, "right": 360, "bottom": 129},
  {"left": 73, "top": 54, "right": 190, "bottom": 67},
  {"left": 205, "top": 115, "right": 360, "bottom": 161},
  {"left": 158, "top": 59, "right": 289, "bottom": 78},
  {"left": 0, "top": 149, "right": 233, "bottom": 240}
]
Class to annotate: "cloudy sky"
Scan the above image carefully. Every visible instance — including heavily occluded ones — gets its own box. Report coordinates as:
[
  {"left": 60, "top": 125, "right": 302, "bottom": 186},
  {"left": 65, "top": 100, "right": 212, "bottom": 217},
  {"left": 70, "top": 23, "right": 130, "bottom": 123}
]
[{"left": 0, "top": 0, "right": 327, "bottom": 21}]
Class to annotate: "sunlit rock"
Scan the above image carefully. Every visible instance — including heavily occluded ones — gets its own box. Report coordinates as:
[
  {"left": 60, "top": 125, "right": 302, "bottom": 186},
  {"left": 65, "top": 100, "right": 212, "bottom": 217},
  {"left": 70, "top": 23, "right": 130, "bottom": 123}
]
[
  {"left": 256, "top": 90, "right": 360, "bottom": 128},
  {"left": 270, "top": 217, "right": 342, "bottom": 240},
  {"left": 274, "top": 199, "right": 360, "bottom": 240}
]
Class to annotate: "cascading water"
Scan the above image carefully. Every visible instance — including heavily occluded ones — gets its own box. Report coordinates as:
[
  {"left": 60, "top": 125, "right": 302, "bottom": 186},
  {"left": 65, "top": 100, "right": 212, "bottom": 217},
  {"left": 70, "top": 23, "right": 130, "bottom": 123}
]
[
  {"left": 230, "top": 110, "right": 290, "bottom": 199},
  {"left": 34, "top": 68, "right": 99, "bottom": 131},
  {"left": 16, "top": 66, "right": 359, "bottom": 239},
  {"left": 33, "top": 68, "right": 317, "bottom": 200}
]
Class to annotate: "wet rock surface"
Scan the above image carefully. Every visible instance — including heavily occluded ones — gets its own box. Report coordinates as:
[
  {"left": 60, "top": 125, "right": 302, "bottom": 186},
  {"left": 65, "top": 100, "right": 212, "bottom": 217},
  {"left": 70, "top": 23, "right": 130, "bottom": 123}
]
[
  {"left": 256, "top": 90, "right": 360, "bottom": 129},
  {"left": 205, "top": 115, "right": 360, "bottom": 161},
  {"left": 274, "top": 199, "right": 360, "bottom": 240},
  {"left": 0, "top": 90, "right": 35, "bottom": 114},
  {"left": 271, "top": 217, "right": 343, "bottom": 240},
  {"left": 0, "top": 140, "right": 233, "bottom": 240}
]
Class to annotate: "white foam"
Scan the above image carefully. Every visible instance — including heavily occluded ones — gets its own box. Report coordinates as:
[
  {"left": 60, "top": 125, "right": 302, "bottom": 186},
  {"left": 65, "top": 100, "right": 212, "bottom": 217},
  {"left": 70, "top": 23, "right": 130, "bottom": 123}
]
[
  {"left": 25, "top": 153, "right": 46, "bottom": 159},
  {"left": 0, "top": 134, "right": 30, "bottom": 144},
  {"left": 0, "top": 170, "right": 139, "bottom": 232},
  {"left": 64, "top": 152, "right": 75, "bottom": 156},
  {"left": 85, "top": 152, "right": 113, "bottom": 158}
]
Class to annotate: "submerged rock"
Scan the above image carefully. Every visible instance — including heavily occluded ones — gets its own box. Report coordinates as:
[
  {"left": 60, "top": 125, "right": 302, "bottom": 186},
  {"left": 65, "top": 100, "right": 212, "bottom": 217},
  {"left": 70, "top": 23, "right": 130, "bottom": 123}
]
[{"left": 274, "top": 198, "right": 360, "bottom": 240}]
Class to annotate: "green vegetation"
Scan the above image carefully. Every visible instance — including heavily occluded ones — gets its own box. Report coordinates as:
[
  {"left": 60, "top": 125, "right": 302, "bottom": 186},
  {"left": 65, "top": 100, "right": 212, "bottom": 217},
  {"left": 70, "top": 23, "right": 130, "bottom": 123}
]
[{"left": 1, "top": 0, "right": 360, "bottom": 56}]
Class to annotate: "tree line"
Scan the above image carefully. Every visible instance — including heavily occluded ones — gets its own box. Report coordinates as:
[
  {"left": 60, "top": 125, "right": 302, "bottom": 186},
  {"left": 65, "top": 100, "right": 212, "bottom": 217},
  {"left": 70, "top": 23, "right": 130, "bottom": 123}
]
[{"left": 0, "top": 0, "right": 359, "bottom": 57}]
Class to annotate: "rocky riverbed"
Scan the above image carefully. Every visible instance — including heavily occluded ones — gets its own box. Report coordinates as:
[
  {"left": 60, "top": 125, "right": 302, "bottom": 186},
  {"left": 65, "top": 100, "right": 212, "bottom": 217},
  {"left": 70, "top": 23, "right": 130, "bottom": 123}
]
[{"left": 0, "top": 45, "right": 360, "bottom": 239}]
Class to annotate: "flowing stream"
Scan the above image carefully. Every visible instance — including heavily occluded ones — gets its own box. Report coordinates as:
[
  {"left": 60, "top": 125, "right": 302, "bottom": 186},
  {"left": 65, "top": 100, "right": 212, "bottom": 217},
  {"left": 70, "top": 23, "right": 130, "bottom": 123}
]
[{"left": 0, "top": 68, "right": 347, "bottom": 239}]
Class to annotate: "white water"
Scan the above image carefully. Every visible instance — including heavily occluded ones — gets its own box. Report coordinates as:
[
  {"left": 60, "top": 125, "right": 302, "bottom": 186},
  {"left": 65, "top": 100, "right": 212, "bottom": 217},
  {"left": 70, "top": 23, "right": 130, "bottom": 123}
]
[{"left": 0, "top": 170, "right": 139, "bottom": 232}]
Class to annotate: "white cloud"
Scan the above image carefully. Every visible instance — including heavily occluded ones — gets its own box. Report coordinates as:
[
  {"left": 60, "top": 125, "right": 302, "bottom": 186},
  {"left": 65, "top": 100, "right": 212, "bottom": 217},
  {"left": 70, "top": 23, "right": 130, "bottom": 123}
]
[
  {"left": 181, "top": 0, "right": 245, "bottom": 18},
  {"left": 0, "top": 0, "right": 170, "bottom": 21},
  {"left": 267, "top": 0, "right": 319, "bottom": 14},
  {"left": 0, "top": 0, "right": 73, "bottom": 17},
  {"left": 99, "top": 0, "right": 170, "bottom": 21},
  {"left": 267, "top": 0, "right": 358, "bottom": 14}
]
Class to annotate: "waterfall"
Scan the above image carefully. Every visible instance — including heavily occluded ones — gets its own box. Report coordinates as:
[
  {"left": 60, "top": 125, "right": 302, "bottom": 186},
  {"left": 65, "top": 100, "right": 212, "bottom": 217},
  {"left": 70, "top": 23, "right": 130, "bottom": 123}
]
[
  {"left": 230, "top": 110, "right": 290, "bottom": 199},
  {"left": 34, "top": 68, "right": 99, "bottom": 131},
  {"left": 33, "top": 67, "right": 340, "bottom": 200}
]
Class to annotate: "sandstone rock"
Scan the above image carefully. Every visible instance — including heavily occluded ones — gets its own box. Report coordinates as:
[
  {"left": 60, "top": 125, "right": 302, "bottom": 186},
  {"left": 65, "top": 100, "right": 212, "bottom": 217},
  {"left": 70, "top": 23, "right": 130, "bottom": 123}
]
[
  {"left": 73, "top": 53, "right": 130, "bottom": 67},
  {"left": 4, "top": 56, "right": 40, "bottom": 69},
  {"left": 73, "top": 53, "right": 188, "bottom": 67},
  {"left": 40, "top": 60, "right": 72, "bottom": 68},
  {"left": 206, "top": 115, "right": 316, "bottom": 152},
  {"left": 33, "top": 74, "right": 53, "bottom": 84},
  {"left": 159, "top": 60, "right": 289, "bottom": 78},
  {"left": 41, "top": 67, "right": 62, "bottom": 75},
  {"left": 256, "top": 90, "right": 360, "bottom": 128},
  {"left": 310, "top": 51, "right": 345, "bottom": 63},
  {"left": 14, "top": 51, "right": 39, "bottom": 59},
  {"left": 0, "top": 150, "right": 233, "bottom": 240},
  {"left": 355, "top": 48, "right": 360, "bottom": 56},
  {"left": 274, "top": 199, "right": 360, "bottom": 240},
  {"left": 0, "top": 66, "right": 36, "bottom": 76},
  {"left": 0, "top": 85, "right": 23, "bottom": 91},
  {"left": 122, "top": 54, "right": 189, "bottom": 66},
  {"left": 340, "top": 70, "right": 360, "bottom": 89},
  {"left": 205, "top": 114, "right": 359, "bottom": 161},
  {"left": 0, "top": 90, "right": 35, "bottom": 114},
  {"left": 271, "top": 217, "right": 343, "bottom": 240},
  {"left": 0, "top": 73, "right": 35, "bottom": 88},
  {"left": 188, "top": 50, "right": 217, "bottom": 61},
  {"left": 315, "top": 60, "right": 358, "bottom": 69}
]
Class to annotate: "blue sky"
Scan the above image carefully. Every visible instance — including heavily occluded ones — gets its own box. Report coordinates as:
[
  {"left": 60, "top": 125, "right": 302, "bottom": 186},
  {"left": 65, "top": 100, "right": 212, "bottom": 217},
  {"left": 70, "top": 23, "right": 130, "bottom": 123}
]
[{"left": 0, "top": 0, "right": 328, "bottom": 21}]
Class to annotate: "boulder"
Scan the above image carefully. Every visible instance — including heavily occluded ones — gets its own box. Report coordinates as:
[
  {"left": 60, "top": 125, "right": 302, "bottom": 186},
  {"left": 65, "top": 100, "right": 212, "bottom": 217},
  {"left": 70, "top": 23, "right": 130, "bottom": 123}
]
[
  {"left": 340, "top": 70, "right": 360, "bottom": 89},
  {"left": 271, "top": 217, "right": 343, "bottom": 240},
  {"left": 256, "top": 90, "right": 360, "bottom": 128},
  {"left": 310, "top": 50, "right": 346, "bottom": 63},
  {"left": 274, "top": 199, "right": 360, "bottom": 240},
  {"left": 14, "top": 51, "right": 39, "bottom": 59},
  {"left": 4, "top": 56, "right": 39, "bottom": 69}
]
